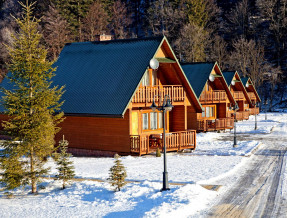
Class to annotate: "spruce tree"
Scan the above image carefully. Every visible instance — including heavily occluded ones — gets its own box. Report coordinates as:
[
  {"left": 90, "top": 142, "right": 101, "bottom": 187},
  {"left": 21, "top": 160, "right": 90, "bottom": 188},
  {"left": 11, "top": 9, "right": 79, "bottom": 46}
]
[
  {"left": 108, "top": 154, "right": 127, "bottom": 192},
  {"left": 54, "top": 136, "right": 75, "bottom": 189},
  {"left": 0, "top": 1, "right": 64, "bottom": 194}
]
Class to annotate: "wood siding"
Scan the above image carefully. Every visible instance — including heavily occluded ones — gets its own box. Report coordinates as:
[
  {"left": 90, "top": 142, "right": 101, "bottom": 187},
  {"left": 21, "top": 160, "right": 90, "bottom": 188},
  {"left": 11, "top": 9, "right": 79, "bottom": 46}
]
[
  {"left": 169, "top": 105, "right": 186, "bottom": 132},
  {"left": 56, "top": 111, "right": 130, "bottom": 153}
]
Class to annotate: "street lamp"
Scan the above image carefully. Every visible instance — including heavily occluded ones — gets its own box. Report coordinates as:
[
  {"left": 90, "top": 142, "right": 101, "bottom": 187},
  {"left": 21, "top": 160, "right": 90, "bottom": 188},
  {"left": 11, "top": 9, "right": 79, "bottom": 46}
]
[
  {"left": 264, "top": 99, "right": 268, "bottom": 120},
  {"left": 229, "top": 104, "right": 239, "bottom": 147},
  {"left": 254, "top": 102, "right": 259, "bottom": 130},
  {"left": 150, "top": 95, "right": 173, "bottom": 191}
]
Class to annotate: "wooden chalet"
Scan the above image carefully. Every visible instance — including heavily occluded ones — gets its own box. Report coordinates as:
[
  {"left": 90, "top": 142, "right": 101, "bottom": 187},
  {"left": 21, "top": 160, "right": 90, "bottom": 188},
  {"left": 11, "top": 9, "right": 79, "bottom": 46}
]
[
  {"left": 0, "top": 36, "right": 203, "bottom": 156},
  {"left": 241, "top": 77, "right": 261, "bottom": 115},
  {"left": 223, "top": 71, "right": 252, "bottom": 121},
  {"left": 181, "top": 62, "right": 236, "bottom": 132}
]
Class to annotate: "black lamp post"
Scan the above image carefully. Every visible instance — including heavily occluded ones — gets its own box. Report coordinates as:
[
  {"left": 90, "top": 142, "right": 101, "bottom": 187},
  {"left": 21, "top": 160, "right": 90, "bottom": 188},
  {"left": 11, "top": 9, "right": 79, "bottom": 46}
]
[
  {"left": 150, "top": 95, "right": 173, "bottom": 191},
  {"left": 230, "top": 104, "right": 239, "bottom": 147}
]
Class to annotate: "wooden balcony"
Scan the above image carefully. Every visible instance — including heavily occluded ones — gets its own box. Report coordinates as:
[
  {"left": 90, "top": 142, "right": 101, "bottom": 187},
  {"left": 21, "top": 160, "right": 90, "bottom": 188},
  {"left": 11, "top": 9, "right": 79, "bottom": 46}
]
[
  {"left": 249, "top": 107, "right": 259, "bottom": 115},
  {"left": 236, "top": 111, "right": 249, "bottom": 120},
  {"left": 132, "top": 85, "right": 185, "bottom": 106},
  {"left": 130, "top": 130, "right": 196, "bottom": 156},
  {"left": 233, "top": 91, "right": 244, "bottom": 101},
  {"left": 197, "top": 117, "right": 234, "bottom": 132},
  {"left": 199, "top": 91, "right": 226, "bottom": 103},
  {"left": 248, "top": 92, "right": 256, "bottom": 100}
]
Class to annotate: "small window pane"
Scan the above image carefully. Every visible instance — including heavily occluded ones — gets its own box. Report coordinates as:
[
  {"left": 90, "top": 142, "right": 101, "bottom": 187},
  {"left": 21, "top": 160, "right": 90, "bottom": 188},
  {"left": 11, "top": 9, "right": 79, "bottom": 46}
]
[
  {"left": 142, "top": 72, "right": 150, "bottom": 86},
  {"left": 206, "top": 107, "right": 210, "bottom": 118},
  {"left": 152, "top": 70, "right": 157, "bottom": 86},
  {"left": 142, "top": 113, "right": 148, "bottom": 130},
  {"left": 202, "top": 110, "right": 205, "bottom": 118},
  {"left": 210, "top": 107, "right": 214, "bottom": 117},
  {"left": 150, "top": 112, "right": 157, "bottom": 130},
  {"left": 158, "top": 112, "right": 163, "bottom": 128}
]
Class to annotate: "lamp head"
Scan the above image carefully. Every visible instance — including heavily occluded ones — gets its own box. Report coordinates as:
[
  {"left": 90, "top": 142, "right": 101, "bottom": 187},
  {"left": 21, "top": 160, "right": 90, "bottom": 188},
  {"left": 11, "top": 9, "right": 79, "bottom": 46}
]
[
  {"left": 209, "top": 74, "right": 215, "bottom": 82},
  {"left": 164, "top": 98, "right": 173, "bottom": 112},
  {"left": 231, "top": 80, "right": 236, "bottom": 86},
  {"left": 150, "top": 100, "right": 157, "bottom": 112},
  {"left": 246, "top": 83, "right": 249, "bottom": 88}
]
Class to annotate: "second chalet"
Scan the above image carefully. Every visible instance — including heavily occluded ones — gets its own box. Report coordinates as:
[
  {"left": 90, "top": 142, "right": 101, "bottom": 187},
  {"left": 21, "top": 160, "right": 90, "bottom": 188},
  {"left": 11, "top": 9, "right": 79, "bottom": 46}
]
[{"left": 181, "top": 62, "right": 236, "bottom": 132}]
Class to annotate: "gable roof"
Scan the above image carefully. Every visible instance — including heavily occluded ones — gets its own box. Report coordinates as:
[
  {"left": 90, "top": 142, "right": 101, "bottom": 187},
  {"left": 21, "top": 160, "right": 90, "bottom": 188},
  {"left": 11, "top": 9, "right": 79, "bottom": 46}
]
[
  {"left": 223, "top": 71, "right": 252, "bottom": 106},
  {"left": 181, "top": 62, "right": 236, "bottom": 105},
  {"left": 181, "top": 62, "right": 215, "bottom": 98},
  {"left": 241, "top": 77, "right": 261, "bottom": 102},
  {"left": 222, "top": 71, "right": 235, "bottom": 87},
  {"left": 0, "top": 36, "right": 202, "bottom": 116}
]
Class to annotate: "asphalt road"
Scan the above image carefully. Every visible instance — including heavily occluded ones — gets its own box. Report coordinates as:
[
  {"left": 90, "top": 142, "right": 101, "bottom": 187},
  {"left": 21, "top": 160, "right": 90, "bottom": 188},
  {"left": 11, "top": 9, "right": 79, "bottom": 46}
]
[{"left": 207, "top": 122, "right": 287, "bottom": 218}]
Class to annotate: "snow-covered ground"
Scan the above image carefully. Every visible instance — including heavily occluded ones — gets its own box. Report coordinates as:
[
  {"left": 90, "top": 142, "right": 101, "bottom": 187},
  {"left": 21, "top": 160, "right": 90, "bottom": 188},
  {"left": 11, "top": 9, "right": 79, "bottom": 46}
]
[{"left": 0, "top": 113, "right": 287, "bottom": 218}]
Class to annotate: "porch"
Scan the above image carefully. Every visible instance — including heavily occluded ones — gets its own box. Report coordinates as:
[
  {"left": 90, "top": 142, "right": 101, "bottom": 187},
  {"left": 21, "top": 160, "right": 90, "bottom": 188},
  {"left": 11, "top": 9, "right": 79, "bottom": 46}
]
[
  {"left": 130, "top": 130, "right": 196, "bottom": 156},
  {"left": 199, "top": 91, "right": 226, "bottom": 103},
  {"left": 132, "top": 85, "right": 185, "bottom": 106},
  {"left": 236, "top": 111, "right": 249, "bottom": 120},
  {"left": 249, "top": 107, "right": 260, "bottom": 115},
  {"left": 197, "top": 117, "right": 234, "bottom": 132}
]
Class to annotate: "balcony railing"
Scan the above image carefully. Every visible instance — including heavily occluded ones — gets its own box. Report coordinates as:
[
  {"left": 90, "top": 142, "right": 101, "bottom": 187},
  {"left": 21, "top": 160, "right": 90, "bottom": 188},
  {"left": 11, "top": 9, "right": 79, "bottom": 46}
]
[
  {"left": 236, "top": 111, "right": 249, "bottom": 120},
  {"left": 199, "top": 91, "right": 226, "bottom": 103},
  {"left": 233, "top": 91, "right": 244, "bottom": 100},
  {"left": 197, "top": 117, "right": 234, "bottom": 132},
  {"left": 249, "top": 107, "right": 259, "bottom": 115},
  {"left": 132, "top": 85, "right": 185, "bottom": 104},
  {"left": 248, "top": 92, "right": 256, "bottom": 100},
  {"left": 130, "top": 130, "right": 196, "bottom": 156}
]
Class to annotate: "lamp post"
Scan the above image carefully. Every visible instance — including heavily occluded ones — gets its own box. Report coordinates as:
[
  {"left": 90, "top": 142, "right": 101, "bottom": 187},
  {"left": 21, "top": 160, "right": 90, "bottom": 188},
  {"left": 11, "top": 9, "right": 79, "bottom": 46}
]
[
  {"left": 230, "top": 104, "right": 239, "bottom": 147},
  {"left": 150, "top": 95, "right": 173, "bottom": 191},
  {"left": 254, "top": 102, "right": 258, "bottom": 130}
]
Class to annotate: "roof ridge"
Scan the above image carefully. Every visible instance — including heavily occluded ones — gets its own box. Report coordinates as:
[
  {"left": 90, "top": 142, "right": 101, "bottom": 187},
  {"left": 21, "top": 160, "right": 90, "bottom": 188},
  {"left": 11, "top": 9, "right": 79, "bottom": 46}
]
[{"left": 65, "top": 36, "right": 164, "bottom": 46}]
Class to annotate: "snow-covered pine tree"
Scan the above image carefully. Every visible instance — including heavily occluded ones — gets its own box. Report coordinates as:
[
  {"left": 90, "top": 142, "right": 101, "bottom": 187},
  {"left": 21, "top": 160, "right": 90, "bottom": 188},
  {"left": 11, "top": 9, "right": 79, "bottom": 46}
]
[
  {"left": 54, "top": 136, "right": 75, "bottom": 189},
  {"left": 1, "top": 1, "right": 64, "bottom": 193},
  {"left": 108, "top": 154, "right": 127, "bottom": 191}
]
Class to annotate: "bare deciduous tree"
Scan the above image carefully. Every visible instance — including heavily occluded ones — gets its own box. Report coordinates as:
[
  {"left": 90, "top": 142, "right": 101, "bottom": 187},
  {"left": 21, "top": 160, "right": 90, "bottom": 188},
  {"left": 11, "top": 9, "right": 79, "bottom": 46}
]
[
  {"left": 83, "top": 1, "right": 109, "bottom": 41},
  {"left": 110, "top": 0, "right": 132, "bottom": 39},
  {"left": 42, "top": 4, "right": 71, "bottom": 61}
]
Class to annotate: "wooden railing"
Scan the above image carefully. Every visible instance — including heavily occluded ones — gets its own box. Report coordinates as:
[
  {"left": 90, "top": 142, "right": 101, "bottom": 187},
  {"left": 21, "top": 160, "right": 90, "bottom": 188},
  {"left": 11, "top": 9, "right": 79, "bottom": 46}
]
[
  {"left": 199, "top": 91, "right": 226, "bottom": 103},
  {"left": 130, "top": 130, "right": 196, "bottom": 156},
  {"left": 236, "top": 111, "right": 249, "bottom": 120},
  {"left": 197, "top": 117, "right": 234, "bottom": 131},
  {"left": 248, "top": 92, "right": 256, "bottom": 100},
  {"left": 132, "top": 85, "right": 185, "bottom": 104},
  {"left": 233, "top": 91, "right": 244, "bottom": 100},
  {"left": 249, "top": 107, "right": 259, "bottom": 115}
]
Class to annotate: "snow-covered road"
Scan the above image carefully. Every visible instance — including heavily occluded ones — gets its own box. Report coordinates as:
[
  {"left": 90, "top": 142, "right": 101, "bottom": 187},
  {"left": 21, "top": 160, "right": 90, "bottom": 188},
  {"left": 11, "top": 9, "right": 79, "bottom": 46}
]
[{"left": 208, "top": 119, "right": 287, "bottom": 217}]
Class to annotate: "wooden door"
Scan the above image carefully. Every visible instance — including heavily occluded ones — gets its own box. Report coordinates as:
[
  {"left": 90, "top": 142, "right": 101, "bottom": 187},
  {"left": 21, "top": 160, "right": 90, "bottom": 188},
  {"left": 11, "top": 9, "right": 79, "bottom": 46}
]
[{"left": 131, "top": 111, "right": 139, "bottom": 135}]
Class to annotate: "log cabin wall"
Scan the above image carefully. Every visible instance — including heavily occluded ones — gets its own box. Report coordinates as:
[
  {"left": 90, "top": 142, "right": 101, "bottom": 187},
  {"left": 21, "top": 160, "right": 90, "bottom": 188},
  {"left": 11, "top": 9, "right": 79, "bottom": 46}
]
[
  {"left": 169, "top": 105, "right": 186, "bottom": 132},
  {"left": 217, "top": 103, "right": 227, "bottom": 119},
  {"left": 56, "top": 110, "right": 130, "bottom": 153},
  {"left": 187, "top": 106, "right": 198, "bottom": 130}
]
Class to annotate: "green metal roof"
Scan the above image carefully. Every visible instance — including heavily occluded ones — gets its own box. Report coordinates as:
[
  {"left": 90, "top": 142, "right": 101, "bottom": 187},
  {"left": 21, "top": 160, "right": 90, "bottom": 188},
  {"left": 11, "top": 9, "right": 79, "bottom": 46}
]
[
  {"left": 241, "top": 77, "right": 248, "bottom": 86},
  {"left": 181, "top": 62, "right": 215, "bottom": 98},
  {"left": 223, "top": 71, "right": 236, "bottom": 87}
]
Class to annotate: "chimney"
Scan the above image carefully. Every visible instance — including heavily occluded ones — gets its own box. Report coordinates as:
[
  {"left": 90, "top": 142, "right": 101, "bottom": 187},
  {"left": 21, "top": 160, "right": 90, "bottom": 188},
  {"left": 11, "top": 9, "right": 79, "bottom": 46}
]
[{"left": 95, "top": 33, "right": 113, "bottom": 41}]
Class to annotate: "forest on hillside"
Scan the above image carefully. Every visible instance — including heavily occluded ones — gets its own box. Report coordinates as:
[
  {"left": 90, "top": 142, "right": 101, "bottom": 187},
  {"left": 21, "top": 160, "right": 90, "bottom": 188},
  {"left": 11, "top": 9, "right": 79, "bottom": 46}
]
[{"left": 0, "top": 0, "right": 286, "bottom": 107}]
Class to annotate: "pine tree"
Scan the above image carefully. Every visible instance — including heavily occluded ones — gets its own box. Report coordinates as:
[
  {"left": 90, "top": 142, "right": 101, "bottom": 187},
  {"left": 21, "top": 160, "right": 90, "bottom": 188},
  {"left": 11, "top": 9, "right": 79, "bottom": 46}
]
[
  {"left": 108, "top": 154, "right": 127, "bottom": 191},
  {"left": 54, "top": 136, "right": 75, "bottom": 189},
  {"left": 1, "top": 1, "right": 64, "bottom": 194}
]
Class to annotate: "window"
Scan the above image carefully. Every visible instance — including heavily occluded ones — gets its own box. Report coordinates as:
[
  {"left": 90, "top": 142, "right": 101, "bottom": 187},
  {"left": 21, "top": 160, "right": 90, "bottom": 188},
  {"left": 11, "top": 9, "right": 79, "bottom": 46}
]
[
  {"left": 142, "top": 113, "right": 148, "bottom": 130},
  {"left": 202, "top": 106, "right": 216, "bottom": 118},
  {"left": 150, "top": 112, "right": 157, "bottom": 130},
  {"left": 142, "top": 71, "right": 150, "bottom": 86}
]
